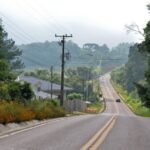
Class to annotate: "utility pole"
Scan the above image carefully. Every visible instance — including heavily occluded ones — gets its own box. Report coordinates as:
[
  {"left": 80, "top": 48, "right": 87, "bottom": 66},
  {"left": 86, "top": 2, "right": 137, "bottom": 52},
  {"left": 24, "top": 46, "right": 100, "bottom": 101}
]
[
  {"left": 55, "top": 34, "right": 73, "bottom": 106},
  {"left": 86, "top": 69, "right": 89, "bottom": 101},
  {"left": 50, "top": 66, "right": 53, "bottom": 99},
  {"left": 82, "top": 79, "right": 85, "bottom": 100}
]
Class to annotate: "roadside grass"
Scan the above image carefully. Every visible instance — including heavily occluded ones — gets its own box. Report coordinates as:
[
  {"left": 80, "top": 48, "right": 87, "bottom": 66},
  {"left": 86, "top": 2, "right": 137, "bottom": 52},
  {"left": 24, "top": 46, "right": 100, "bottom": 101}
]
[
  {"left": 0, "top": 100, "right": 65, "bottom": 124},
  {"left": 111, "top": 80, "right": 150, "bottom": 117},
  {"left": 86, "top": 101, "right": 104, "bottom": 114}
]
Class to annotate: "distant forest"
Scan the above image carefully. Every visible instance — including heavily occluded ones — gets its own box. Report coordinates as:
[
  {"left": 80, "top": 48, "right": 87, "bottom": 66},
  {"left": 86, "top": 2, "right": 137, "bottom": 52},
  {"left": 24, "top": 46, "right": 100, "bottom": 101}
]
[
  {"left": 111, "top": 44, "right": 148, "bottom": 93},
  {"left": 19, "top": 41, "right": 132, "bottom": 73}
]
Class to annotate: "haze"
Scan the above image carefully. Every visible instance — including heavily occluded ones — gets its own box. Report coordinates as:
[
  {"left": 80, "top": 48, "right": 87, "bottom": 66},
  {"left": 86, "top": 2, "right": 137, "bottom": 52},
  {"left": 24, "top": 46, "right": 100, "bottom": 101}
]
[{"left": 0, "top": 0, "right": 149, "bottom": 47}]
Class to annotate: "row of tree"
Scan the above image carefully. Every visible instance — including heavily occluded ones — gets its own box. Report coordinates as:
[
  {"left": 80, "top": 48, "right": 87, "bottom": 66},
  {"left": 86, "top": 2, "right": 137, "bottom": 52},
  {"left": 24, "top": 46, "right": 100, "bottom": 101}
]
[
  {"left": 111, "top": 44, "right": 148, "bottom": 92},
  {"left": 20, "top": 38, "right": 132, "bottom": 73},
  {"left": 0, "top": 19, "right": 33, "bottom": 102},
  {"left": 111, "top": 4, "right": 150, "bottom": 107}
]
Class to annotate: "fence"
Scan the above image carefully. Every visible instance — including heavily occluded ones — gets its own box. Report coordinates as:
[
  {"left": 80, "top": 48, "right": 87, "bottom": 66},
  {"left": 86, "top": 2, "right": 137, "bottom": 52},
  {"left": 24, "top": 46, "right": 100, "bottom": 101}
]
[{"left": 63, "top": 100, "right": 87, "bottom": 113}]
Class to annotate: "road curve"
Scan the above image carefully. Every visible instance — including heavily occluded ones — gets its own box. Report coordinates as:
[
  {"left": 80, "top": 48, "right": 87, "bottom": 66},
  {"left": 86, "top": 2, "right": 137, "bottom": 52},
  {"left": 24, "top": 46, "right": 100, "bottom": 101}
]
[{"left": 0, "top": 74, "right": 150, "bottom": 150}]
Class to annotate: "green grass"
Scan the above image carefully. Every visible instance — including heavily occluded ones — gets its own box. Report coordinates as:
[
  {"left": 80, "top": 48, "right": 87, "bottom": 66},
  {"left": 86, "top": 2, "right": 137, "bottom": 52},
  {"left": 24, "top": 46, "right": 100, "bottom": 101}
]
[
  {"left": 111, "top": 80, "right": 150, "bottom": 117},
  {"left": 88, "top": 101, "right": 102, "bottom": 109}
]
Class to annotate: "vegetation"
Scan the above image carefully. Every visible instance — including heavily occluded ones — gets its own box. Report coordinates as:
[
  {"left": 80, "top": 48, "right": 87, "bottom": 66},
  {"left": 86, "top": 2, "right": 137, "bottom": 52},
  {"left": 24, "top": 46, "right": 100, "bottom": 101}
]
[
  {"left": 111, "top": 4, "right": 150, "bottom": 109},
  {"left": 0, "top": 100, "right": 65, "bottom": 124},
  {"left": 65, "top": 67, "right": 101, "bottom": 102},
  {"left": 65, "top": 66, "right": 97, "bottom": 97},
  {"left": 0, "top": 60, "right": 15, "bottom": 81},
  {"left": 25, "top": 66, "right": 100, "bottom": 102},
  {"left": 0, "top": 19, "right": 24, "bottom": 71},
  {"left": 0, "top": 19, "right": 65, "bottom": 124},
  {"left": 24, "top": 69, "right": 61, "bottom": 84},
  {"left": 111, "top": 81, "right": 150, "bottom": 117},
  {"left": 0, "top": 20, "right": 34, "bottom": 103},
  {"left": 67, "top": 93, "right": 82, "bottom": 100},
  {"left": 111, "top": 44, "right": 147, "bottom": 92},
  {"left": 20, "top": 41, "right": 132, "bottom": 73},
  {"left": 135, "top": 9, "right": 150, "bottom": 107},
  {"left": 86, "top": 101, "right": 104, "bottom": 114}
]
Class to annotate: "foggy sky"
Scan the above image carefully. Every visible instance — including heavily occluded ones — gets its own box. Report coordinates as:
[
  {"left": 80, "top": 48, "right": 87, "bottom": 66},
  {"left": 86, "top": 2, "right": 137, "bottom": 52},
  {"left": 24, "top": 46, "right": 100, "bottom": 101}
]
[{"left": 0, "top": 0, "right": 149, "bottom": 47}]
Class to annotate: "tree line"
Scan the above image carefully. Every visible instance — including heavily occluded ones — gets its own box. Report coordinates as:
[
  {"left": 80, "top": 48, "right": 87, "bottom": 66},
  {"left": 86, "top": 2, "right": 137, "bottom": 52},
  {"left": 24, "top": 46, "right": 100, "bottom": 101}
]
[
  {"left": 111, "top": 4, "right": 150, "bottom": 108},
  {"left": 0, "top": 19, "right": 33, "bottom": 102}
]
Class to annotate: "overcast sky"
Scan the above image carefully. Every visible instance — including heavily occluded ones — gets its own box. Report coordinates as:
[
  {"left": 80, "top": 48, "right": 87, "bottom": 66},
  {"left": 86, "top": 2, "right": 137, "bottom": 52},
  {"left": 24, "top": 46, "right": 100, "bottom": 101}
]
[{"left": 0, "top": 0, "right": 149, "bottom": 47}]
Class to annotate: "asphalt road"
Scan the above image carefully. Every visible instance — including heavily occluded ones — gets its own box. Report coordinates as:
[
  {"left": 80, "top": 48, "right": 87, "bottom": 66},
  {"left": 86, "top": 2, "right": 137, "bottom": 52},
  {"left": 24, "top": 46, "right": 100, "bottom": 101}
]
[
  {"left": 99, "top": 74, "right": 150, "bottom": 150},
  {"left": 0, "top": 74, "right": 150, "bottom": 150}
]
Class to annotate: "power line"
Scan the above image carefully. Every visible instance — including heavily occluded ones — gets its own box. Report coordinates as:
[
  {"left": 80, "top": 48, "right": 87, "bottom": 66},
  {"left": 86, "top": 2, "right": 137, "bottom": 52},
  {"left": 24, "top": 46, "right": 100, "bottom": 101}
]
[
  {"left": 15, "top": 0, "right": 68, "bottom": 36},
  {"left": 23, "top": 0, "right": 67, "bottom": 34},
  {"left": 71, "top": 56, "right": 128, "bottom": 60},
  {"left": 14, "top": 0, "right": 54, "bottom": 39},
  {"left": 0, "top": 11, "right": 40, "bottom": 42},
  {"left": 22, "top": 55, "right": 49, "bottom": 67}
]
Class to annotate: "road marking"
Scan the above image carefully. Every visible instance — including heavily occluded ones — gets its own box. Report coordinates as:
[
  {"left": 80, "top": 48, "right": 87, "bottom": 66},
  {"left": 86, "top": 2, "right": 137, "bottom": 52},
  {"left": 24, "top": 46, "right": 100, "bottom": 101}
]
[
  {"left": 0, "top": 134, "right": 9, "bottom": 139},
  {"left": 80, "top": 116, "right": 116, "bottom": 150},
  {"left": 105, "top": 84, "right": 119, "bottom": 114},
  {"left": 0, "top": 115, "right": 93, "bottom": 139}
]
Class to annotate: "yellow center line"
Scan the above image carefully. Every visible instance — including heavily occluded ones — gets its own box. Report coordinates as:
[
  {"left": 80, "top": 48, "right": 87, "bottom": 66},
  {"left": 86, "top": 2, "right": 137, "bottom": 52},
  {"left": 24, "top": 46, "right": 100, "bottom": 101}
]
[
  {"left": 105, "top": 84, "right": 119, "bottom": 114},
  {"left": 80, "top": 116, "right": 117, "bottom": 150}
]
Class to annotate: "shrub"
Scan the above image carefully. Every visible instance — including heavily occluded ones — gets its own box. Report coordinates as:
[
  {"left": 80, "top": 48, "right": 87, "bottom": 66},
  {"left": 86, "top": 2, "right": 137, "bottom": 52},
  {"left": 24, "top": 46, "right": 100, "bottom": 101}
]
[
  {"left": 111, "top": 80, "right": 150, "bottom": 117},
  {"left": 28, "top": 100, "right": 65, "bottom": 120},
  {"left": 50, "top": 99, "right": 58, "bottom": 107},
  {"left": 0, "top": 100, "right": 65, "bottom": 124},
  {"left": 0, "top": 101, "right": 35, "bottom": 124},
  {"left": 8, "top": 81, "right": 34, "bottom": 103},
  {"left": 0, "top": 83, "right": 10, "bottom": 100},
  {"left": 67, "top": 92, "right": 82, "bottom": 100}
]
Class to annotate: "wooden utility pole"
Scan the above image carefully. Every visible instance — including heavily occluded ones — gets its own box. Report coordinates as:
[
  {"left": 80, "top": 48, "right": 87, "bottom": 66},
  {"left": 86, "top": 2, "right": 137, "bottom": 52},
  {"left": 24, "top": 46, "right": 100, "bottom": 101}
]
[
  {"left": 50, "top": 66, "right": 53, "bottom": 99},
  {"left": 55, "top": 34, "right": 73, "bottom": 106}
]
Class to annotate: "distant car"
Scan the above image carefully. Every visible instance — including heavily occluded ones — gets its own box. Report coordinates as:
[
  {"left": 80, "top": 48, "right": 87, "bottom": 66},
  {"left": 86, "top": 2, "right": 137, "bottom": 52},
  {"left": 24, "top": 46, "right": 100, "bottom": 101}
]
[{"left": 116, "top": 98, "right": 121, "bottom": 102}]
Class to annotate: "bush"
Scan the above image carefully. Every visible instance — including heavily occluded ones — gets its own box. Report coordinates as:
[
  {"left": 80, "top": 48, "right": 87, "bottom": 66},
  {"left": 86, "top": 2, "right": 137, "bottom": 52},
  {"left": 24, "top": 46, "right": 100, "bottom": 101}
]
[
  {"left": 0, "top": 101, "right": 35, "bottom": 124},
  {"left": 8, "top": 81, "right": 34, "bottom": 102},
  {"left": 28, "top": 100, "right": 65, "bottom": 120},
  {"left": 0, "top": 83, "right": 10, "bottom": 100},
  {"left": 0, "top": 100, "right": 65, "bottom": 124},
  {"left": 67, "top": 92, "right": 82, "bottom": 100}
]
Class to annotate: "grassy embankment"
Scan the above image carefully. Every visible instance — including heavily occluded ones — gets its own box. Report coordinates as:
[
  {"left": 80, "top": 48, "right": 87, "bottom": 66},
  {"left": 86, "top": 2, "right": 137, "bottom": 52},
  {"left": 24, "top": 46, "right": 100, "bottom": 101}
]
[
  {"left": 111, "top": 80, "right": 150, "bottom": 117},
  {"left": 85, "top": 78, "right": 105, "bottom": 114},
  {"left": 86, "top": 101, "right": 105, "bottom": 113},
  {"left": 0, "top": 100, "right": 65, "bottom": 124}
]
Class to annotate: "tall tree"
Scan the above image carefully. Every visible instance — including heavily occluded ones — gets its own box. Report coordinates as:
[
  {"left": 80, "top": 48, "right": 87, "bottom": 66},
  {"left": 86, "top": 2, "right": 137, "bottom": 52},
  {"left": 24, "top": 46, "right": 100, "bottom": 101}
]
[
  {"left": 0, "top": 19, "right": 24, "bottom": 71},
  {"left": 136, "top": 5, "right": 150, "bottom": 107}
]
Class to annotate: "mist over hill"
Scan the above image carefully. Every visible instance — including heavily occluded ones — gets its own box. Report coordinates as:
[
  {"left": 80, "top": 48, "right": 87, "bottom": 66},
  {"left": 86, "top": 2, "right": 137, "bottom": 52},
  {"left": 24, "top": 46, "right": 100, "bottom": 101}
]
[{"left": 19, "top": 41, "right": 133, "bottom": 72}]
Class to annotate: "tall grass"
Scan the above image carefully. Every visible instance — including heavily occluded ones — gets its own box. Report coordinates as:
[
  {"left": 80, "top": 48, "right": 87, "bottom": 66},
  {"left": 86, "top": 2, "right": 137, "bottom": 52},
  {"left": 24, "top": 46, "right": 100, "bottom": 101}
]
[
  {"left": 86, "top": 101, "right": 104, "bottom": 113},
  {"left": 29, "top": 100, "right": 65, "bottom": 120},
  {"left": 0, "top": 100, "right": 65, "bottom": 124},
  {"left": 111, "top": 81, "right": 150, "bottom": 117}
]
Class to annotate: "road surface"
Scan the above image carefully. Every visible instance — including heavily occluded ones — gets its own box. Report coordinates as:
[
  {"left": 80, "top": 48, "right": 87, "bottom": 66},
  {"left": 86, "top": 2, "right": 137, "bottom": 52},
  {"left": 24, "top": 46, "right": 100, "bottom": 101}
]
[
  {"left": 0, "top": 74, "right": 150, "bottom": 150},
  {"left": 98, "top": 74, "right": 150, "bottom": 150}
]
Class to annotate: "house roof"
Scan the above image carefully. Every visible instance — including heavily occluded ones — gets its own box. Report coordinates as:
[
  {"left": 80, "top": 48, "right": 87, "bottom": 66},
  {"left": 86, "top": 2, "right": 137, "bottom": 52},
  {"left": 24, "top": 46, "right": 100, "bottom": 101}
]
[
  {"left": 19, "top": 76, "right": 72, "bottom": 91},
  {"left": 33, "top": 90, "right": 57, "bottom": 99}
]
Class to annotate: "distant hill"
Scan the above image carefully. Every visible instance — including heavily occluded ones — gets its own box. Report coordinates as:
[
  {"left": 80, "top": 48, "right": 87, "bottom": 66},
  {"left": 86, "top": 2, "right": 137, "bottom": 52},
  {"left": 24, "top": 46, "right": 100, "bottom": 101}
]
[{"left": 19, "top": 41, "right": 133, "bottom": 72}]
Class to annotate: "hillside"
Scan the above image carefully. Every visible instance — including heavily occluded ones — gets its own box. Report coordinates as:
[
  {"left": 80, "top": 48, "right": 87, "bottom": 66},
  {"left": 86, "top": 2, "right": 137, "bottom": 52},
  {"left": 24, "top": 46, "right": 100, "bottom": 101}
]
[{"left": 19, "top": 41, "right": 132, "bottom": 72}]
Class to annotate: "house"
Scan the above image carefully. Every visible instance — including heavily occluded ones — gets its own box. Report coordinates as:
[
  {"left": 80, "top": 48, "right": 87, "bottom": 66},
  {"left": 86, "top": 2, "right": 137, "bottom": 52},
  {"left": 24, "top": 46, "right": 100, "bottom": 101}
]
[{"left": 17, "top": 76, "right": 72, "bottom": 100}]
